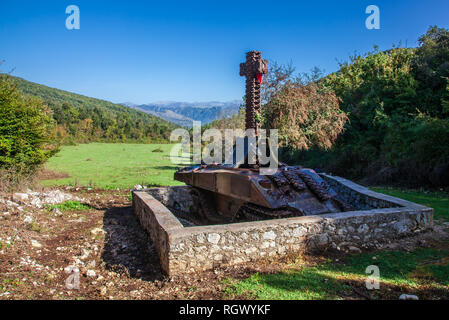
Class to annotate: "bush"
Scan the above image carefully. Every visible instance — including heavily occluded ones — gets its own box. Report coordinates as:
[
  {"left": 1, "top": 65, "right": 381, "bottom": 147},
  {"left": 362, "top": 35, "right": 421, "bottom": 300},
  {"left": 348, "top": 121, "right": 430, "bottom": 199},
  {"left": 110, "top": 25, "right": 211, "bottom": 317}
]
[
  {"left": 263, "top": 82, "right": 348, "bottom": 150},
  {"left": 0, "top": 74, "right": 58, "bottom": 176},
  {"left": 289, "top": 26, "right": 449, "bottom": 187}
]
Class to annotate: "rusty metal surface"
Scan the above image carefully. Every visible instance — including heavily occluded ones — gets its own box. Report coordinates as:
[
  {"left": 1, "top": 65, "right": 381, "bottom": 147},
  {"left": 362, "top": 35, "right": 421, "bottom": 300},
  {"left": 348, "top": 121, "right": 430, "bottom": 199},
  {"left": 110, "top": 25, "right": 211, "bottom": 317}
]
[
  {"left": 240, "top": 51, "right": 268, "bottom": 133},
  {"left": 175, "top": 165, "right": 342, "bottom": 219},
  {"left": 295, "top": 169, "right": 332, "bottom": 201}
]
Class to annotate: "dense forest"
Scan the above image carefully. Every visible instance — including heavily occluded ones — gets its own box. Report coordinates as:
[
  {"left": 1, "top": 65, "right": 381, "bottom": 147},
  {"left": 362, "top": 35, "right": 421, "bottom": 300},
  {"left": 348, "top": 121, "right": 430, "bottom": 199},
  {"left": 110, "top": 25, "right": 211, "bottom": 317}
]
[
  {"left": 4, "top": 75, "right": 178, "bottom": 144},
  {"left": 207, "top": 26, "right": 449, "bottom": 188}
]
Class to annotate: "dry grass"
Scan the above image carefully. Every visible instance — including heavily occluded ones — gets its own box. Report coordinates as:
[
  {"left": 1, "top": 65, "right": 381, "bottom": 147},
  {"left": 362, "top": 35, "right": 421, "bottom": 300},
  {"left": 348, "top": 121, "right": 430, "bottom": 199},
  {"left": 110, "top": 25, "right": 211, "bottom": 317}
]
[{"left": 0, "top": 167, "right": 40, "bottom": 193}]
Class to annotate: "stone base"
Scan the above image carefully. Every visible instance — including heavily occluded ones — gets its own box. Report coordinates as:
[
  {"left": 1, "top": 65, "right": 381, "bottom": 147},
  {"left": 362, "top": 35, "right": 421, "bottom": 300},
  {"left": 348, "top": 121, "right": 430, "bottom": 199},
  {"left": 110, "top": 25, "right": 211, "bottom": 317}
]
[{"left": 132, "top": 174, "right": 433, "bottom": 276}]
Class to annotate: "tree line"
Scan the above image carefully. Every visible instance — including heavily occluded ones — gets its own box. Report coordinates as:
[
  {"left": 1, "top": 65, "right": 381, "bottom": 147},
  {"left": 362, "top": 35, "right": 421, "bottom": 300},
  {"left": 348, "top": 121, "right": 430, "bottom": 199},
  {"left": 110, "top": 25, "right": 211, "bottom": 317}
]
[{"left": 207, "top": 26, "right": 449, "bottom": 187}]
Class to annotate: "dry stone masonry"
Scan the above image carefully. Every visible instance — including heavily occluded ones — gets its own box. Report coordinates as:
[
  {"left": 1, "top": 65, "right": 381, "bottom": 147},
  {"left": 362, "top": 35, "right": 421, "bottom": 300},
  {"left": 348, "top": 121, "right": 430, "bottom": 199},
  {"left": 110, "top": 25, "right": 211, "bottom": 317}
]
[{"left": 133, "top": 174, "right": 433, "bottom": 276}]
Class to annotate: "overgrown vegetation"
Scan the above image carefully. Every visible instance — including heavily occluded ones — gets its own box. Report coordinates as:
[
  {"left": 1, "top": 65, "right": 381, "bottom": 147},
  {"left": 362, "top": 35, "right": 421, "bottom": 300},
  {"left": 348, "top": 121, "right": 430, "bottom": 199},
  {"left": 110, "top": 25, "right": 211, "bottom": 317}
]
[
  {"left": 3, "top": 74, "right": 179, "bottom": 144},
  {"left": 263, "top": 82, "right": 347, "bottom": 150},
  {"left": 0, "top": 74, "right": 58, "bottom": 190},
  {"left": 45, "top": 200, "right": 91, "bottom": 212},
  {"left": 298, "top": 26, "right": 449, "bottom": 187}
]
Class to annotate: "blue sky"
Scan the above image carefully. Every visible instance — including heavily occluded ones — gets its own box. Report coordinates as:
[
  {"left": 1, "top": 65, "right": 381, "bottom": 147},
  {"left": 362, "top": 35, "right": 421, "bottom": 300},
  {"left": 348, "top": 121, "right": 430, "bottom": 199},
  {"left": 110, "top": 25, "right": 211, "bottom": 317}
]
[{"left": 1, "top": 0, "right": 448, "bottom": 104}]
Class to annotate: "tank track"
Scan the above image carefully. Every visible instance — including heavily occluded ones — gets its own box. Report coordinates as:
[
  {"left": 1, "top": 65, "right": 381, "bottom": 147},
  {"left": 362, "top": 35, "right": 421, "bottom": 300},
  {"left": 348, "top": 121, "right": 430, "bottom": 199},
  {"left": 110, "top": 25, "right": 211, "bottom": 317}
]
[
  {"left": 189, "top": 188, "right": 229, "bottom": 225},
  {"left": 235, "top": 203, "right": 304, "bottom": 222},
  {"left": 281, "top": 168, "right": 307, "bottom": 191},
  {"left": 295, "top": 169, "right": 332, "bottom": 201},
  {"left": 267, "top": 167, "right": 333, "bottom": 201}
]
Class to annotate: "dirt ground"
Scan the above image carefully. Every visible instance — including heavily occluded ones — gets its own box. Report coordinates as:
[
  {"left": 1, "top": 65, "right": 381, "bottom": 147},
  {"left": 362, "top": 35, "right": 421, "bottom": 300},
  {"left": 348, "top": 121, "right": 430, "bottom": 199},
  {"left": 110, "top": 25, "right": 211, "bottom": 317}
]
[{"left": 0, "top": 187, "right": 448, "bottom": 300}]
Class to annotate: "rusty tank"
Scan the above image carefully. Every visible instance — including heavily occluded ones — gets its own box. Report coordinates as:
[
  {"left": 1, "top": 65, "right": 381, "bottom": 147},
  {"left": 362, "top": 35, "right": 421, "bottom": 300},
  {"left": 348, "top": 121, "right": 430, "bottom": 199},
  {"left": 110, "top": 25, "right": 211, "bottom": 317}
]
[{"left": 174, "top": 51, "right": 349, "bottom": 224}]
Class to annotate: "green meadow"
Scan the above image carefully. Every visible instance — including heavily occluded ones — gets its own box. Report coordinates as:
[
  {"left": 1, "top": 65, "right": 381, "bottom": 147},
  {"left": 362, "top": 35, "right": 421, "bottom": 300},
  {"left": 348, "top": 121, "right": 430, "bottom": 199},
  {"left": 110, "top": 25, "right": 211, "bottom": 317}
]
[
  {"left": 42, "top": 143, "right": 187, "bottom": 189},
  {"left": 371, "top": 187, "right": 449, "bottom": 221},
  {"left": 224, "top": 246, "right": 449, "bottom": 300}
]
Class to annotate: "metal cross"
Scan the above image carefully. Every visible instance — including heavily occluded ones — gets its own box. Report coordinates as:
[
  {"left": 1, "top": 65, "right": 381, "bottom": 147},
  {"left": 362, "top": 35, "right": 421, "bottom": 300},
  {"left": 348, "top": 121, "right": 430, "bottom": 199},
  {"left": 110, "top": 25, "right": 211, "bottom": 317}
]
[{"left": 240, "top": 51, "right": 268, "bottom": 133}]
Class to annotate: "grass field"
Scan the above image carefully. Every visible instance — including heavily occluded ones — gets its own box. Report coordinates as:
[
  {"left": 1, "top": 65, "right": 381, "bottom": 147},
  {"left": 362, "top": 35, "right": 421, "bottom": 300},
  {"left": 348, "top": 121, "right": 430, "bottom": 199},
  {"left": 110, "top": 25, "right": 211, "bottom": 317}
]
[
  {"left": 371, "top": 187, "right": 449, "bottom": 221},
  {"left": 42, "top": 143, "right": 186, "bottom": 189},
  {"left": 225, "top": 246, "right": 449, "bottom": 300},
  {"left": 226, "top": 188, "right": 449, "bottom": 300},
  {"left": 41, "top": 143, "right": 449, "bottom": 299}
]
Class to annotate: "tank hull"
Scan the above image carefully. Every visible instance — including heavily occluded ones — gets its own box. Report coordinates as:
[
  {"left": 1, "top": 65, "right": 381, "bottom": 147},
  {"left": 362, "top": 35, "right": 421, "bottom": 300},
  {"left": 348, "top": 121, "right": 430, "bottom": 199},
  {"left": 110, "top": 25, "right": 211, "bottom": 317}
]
[{"left": 174, "top": 165, "right": 343, "bottom": 221}]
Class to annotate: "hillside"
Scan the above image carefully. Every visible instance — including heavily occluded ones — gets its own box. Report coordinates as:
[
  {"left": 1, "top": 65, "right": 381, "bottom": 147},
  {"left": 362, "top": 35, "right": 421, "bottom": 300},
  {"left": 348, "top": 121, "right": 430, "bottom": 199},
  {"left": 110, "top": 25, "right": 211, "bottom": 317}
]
[
  {"left": 126, "top": 101, "right": 242, "bottom": 127},
  {"left": 4, "top": 75, "right": 179, "bottom": 143}
]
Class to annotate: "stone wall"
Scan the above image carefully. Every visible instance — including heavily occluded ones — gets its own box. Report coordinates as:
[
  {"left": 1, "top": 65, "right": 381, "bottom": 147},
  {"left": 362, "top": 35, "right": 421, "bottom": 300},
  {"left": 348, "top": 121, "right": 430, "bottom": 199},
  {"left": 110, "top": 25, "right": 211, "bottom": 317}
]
[
  {"left": 133, "top": 175, "right": 433, "bottom": 276},
  {"left": 132, "top": 192, "right": 183, "bottom": 272},
  {"left": 320, "top": 174, "right": 399, "bottom": 210},
  {"left": 147, "top": 186, "right": 193, "bottom": 215}
]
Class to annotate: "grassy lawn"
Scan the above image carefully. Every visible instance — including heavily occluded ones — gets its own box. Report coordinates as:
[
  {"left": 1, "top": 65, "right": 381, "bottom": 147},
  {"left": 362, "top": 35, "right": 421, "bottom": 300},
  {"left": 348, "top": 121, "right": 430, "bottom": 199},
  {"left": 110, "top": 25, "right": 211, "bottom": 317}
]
[
  {"left": 225, "top": 188, "right": 449, "bottom": 300},
  {"left": 225, "top": 247, "right": 449, "bottom": 300},
  {"left": 42, "top": 143, "right": 186, "bottom": 189},
  {"left": 371, "top": 187, "right": 449, "bottom": 221}
]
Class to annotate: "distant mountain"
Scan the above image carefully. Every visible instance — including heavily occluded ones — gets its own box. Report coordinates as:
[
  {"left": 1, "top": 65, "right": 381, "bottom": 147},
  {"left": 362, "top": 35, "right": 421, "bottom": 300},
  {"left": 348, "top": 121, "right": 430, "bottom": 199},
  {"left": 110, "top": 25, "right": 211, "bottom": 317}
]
[{"left": 124, "top": 101, "right": 242, "bottom": 127}]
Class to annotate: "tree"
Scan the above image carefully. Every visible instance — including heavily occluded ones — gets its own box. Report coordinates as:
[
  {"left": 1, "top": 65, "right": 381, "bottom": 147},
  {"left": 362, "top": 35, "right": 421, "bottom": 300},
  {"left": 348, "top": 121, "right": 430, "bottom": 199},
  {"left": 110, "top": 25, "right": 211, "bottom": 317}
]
[
  {"left": 263, "top": 81, "right": 348, "bottom": 150},
  {"left": 412, "top": 26, "right": 449, "bottom": 117},
  {"left": 0, "top": 74, "right": 57, "bottom": 174}
]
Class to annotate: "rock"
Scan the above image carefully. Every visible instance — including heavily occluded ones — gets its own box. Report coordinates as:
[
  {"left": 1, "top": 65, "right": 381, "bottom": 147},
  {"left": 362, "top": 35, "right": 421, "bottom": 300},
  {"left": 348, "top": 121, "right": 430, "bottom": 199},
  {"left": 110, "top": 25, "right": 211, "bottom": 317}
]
[
  {"left": 80, "top": 249, "right": 90, "bottom": 260},
  {"left": 52, "top": 208, "right": 63, "bottom": 216},
  {"left": 133, "top": 185, "right": 143, "bottom": 191},
  {"left": 399, "top": 294, "right": 419, "bottom": 300},
  {"left": 91, "top": 227, "right": 105, "bottom": 235},
  {"left": 348, "top": 246, "right": 362, "bottom": 253},
  {"left": 315, "top": 233, "right": 329, "bottom": 247},
  {"left": 357, "top": 224, "right": 369, "bottom": 234},
  {"left": 263, "top": 231, "right": 277, "bottom": 240},
  {"left": 24, "top": 216, "right": 33, "bottom": 224},
  {"left": 87, "top": 270, "right": 96, "bottom": 277},
  {"left": 30, "top": 197, "right": 43, "bottom": 208},
  {"left": 13, "top": 193, "right": 29, "bottom": 203},
  {"left": 40, "top": 190, "right": 76, "bottom": 205},
  {"left": 418, "top": 239, "right": 427, "bottom": 246},
  {"left": 393, "top": 221, "right": 409, "bottom": 235},
  {"left": 31, "top": 240, "right": 42, "bottom": 248},
  {"left": 207, "top": 233, "right": 221, "bottom": 244},
  {"left": 6, "top": 200, "right": 18, "bottom": 207},
  {"left": 87, "top": 260, "right": 96, "bottom": 268}
]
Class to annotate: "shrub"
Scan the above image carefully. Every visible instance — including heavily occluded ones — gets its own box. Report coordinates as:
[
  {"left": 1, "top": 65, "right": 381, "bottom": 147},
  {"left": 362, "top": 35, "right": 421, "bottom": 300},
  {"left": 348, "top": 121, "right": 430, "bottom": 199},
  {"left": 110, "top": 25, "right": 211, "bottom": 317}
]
[
  {"left": 0, "top": 74, "right": 58, "bottom": 175},
  {"left": 263, "top": 82, "right": 348, "bottom": 150}
]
